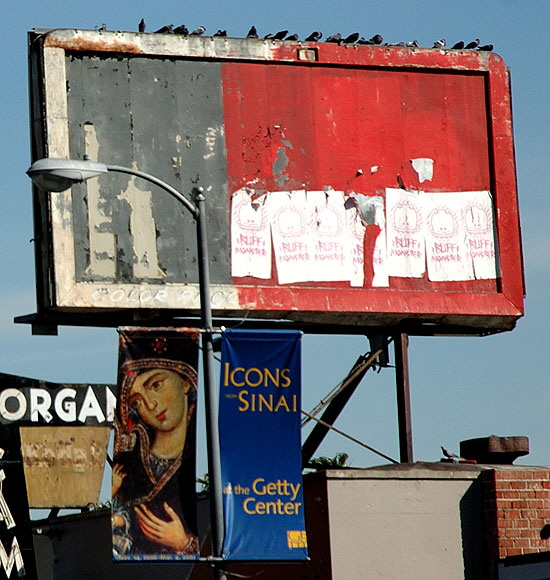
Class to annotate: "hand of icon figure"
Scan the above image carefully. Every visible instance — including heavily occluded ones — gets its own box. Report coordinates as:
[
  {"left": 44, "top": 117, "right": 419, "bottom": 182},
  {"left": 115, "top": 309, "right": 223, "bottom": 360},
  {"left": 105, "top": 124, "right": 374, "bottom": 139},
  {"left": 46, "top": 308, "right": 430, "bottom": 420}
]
[
  {"left": 134, "top": 502, "right": 194, "bottom": 553},
  {"left": 112, "top": 464, "right": 127, "bottom": 496}
]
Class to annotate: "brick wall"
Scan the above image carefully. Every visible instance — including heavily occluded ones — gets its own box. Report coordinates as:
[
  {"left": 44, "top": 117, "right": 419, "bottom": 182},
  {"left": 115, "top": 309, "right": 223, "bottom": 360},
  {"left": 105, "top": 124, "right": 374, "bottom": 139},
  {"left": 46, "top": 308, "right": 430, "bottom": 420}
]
[{"left": 483, "top": 467, "right": 550, "bottom": 573}]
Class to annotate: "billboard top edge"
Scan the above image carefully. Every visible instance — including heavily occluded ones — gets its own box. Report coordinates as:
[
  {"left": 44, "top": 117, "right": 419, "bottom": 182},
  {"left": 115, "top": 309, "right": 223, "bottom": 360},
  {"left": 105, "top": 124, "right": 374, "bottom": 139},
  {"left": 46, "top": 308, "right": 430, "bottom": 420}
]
[{"left": 30, "top": 28, "right": 505, "bottom": 71}]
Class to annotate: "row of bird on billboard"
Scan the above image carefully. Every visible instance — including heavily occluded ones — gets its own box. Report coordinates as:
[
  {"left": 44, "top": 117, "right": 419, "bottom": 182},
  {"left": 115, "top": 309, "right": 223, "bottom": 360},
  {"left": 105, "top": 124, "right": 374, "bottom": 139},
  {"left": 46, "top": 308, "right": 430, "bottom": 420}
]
[{"left": 231, "top": 186, "right": 498, "bottom": 285}]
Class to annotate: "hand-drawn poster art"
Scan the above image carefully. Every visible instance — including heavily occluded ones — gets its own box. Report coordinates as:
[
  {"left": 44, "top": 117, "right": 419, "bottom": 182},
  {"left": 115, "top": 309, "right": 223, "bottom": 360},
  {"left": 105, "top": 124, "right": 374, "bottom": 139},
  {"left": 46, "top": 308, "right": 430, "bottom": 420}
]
[
  {"left": 424, "top": 192, "right": 474, "bottom": 282},
  {"left": 345, "top": 196, "right": 367, "bottom": 287},
  {"left": 230, "top": 188, "right": 271, "bottom": 279},
  {"left": 385, "top": 188, "right": 426, "bottom": 278},
  {"left": 462, "top": 190, "right": 499, "bottom": 280},
  {"left": 266, "top": 190, "right": 313, "bottom": 284},
  {"left": 230, "top": 187, "right": 499, "bottom": 286},
  {"left": 308, "top": 189, "right": 352, "bottom": 282},
  {"left": 112, "top": 327, "right": 200, "bottom": 561}
]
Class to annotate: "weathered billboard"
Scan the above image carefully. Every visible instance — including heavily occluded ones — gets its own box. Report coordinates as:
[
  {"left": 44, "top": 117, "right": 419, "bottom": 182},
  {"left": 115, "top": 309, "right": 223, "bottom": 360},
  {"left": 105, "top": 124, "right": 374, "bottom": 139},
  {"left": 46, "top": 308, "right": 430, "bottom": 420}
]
[
  {"left": 26, "top": 29, "right": 524, "bottom": 334},
  {"left": 0, "top": 372, "right": 114, "bottom": 508}
]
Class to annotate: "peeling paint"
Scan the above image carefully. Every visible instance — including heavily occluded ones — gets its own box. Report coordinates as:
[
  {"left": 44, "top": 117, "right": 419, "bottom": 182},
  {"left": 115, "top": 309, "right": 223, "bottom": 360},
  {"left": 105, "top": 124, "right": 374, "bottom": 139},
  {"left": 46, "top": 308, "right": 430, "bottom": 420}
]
[
  {"left": 273, "top": 146, "right": 290, "bottom": 187},
  {"left": 117, "top": 162, "right": 166, "bottom": 280},
  {"left": 411, "top": 158, "right": 434, "bottom": 183},
  {"left": 84, "top": 123, "right": 116, "bottom": 278}
]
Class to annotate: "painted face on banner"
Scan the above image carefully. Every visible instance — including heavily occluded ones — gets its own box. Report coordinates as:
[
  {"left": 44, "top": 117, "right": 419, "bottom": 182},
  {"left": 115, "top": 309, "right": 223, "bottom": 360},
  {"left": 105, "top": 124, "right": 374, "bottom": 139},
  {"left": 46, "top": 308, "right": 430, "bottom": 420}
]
[{"left": 128, "top": 368, "right": 190, "bottom": 432}]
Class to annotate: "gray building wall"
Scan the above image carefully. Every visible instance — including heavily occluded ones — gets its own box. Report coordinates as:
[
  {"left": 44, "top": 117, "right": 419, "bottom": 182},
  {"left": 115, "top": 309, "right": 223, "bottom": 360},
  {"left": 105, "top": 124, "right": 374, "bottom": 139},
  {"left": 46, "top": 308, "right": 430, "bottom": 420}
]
[
  {"left": 323, "top": 465, "right": 487, "bottom": 579},
  {"left": 31, "top": 463, "right": 504, "bottom": 579}
]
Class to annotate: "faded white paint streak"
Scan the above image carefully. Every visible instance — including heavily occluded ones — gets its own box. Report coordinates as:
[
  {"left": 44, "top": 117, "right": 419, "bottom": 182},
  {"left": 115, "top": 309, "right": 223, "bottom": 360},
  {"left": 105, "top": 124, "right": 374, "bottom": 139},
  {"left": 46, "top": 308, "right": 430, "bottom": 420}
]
[
  {"left": 118, "top": 162, "right": 166, "bottom": 280},
  {"left": 84, "top": 124, "right": 117, "bottom": 278}
]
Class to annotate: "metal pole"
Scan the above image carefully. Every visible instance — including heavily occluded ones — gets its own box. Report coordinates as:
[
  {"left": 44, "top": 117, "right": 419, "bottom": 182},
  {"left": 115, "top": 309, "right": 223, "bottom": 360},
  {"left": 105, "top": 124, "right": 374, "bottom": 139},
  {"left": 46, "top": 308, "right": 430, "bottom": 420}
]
[
  {"left": 193, "top": 188, "right": 227, "bottom": 580},
  {"left": 394, "top": 332, "right": 414, "bottom": 463},
  {"left": 26, "top": 161, "right": 227, "bottom": 575}
]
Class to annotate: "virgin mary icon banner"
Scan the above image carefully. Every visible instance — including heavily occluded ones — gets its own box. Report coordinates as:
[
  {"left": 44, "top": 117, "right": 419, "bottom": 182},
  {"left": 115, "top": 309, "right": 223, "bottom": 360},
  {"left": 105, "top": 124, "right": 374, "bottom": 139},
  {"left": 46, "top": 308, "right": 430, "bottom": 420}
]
[
  {"left": 219, "top": 329, "right": 308, "bottom": 560},
  {"left": 112, "top": 327, "right": 200, "bottom": 561}
]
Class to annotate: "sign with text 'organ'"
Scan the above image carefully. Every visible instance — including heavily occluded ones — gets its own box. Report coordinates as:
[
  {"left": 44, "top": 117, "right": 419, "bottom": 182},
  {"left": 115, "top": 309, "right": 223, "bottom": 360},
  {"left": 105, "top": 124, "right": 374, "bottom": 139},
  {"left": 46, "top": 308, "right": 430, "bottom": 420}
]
[{"left": 27, "top": 29, "right": 523, "bottom": 334}]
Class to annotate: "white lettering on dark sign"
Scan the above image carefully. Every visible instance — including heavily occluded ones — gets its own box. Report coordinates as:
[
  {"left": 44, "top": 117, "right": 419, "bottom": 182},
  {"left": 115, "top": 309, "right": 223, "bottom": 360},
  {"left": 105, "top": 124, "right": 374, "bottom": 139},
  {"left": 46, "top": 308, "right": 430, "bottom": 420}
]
[
  {"left": 0, "top": 449, "right": 24, "bottom": 577},
  {"left": 0, "top": 386, "right": 117, "bottom": 426}
]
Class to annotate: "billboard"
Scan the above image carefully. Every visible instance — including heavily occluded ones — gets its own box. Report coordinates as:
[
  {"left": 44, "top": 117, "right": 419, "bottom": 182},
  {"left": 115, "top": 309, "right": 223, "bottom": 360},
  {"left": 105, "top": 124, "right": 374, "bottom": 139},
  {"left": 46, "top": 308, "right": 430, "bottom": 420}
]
[
  {"left": 0, "top": 372, "right": 114, "bottom": 508},
  {"left": 26, "top": 29, "right": 524, "bottom": 334}
]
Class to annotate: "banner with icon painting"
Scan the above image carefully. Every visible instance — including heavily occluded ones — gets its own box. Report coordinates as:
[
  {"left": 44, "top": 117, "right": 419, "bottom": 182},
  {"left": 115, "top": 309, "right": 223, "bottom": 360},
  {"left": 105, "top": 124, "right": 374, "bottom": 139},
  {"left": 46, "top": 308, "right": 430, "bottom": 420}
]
[
  {"left": 112, "top": 327, "right": 200, "bottom": 561},
  {"left": 219, "top": 329, "right": 308, "bottom": 560}
]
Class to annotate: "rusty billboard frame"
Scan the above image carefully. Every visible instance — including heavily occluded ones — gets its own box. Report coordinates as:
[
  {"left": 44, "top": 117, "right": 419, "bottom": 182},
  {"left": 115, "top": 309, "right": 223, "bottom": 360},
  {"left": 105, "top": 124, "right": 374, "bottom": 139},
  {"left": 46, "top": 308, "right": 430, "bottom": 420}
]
[{"left": 22, "top": 28, "right": 524, "bottom": 335}]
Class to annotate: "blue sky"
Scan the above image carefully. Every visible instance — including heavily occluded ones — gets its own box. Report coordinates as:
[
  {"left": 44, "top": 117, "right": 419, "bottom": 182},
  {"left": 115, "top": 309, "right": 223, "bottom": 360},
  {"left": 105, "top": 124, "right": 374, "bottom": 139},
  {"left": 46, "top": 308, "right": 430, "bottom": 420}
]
[{"left": 1, "top": 0, "right": 549, "bottom": 481}]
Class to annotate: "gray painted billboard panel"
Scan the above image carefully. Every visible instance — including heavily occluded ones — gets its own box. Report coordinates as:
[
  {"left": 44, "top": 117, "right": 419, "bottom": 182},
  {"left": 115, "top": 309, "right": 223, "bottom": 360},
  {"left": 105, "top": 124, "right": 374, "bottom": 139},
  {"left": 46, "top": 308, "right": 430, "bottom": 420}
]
[{"left": 65, "top": 54, "right": 229, "bottom": 285}]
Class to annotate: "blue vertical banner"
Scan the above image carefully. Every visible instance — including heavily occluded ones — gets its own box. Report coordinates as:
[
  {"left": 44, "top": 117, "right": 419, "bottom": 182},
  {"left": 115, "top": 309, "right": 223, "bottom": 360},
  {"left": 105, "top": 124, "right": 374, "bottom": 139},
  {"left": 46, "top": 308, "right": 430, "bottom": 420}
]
[{"left": 219, "top": 329, "right": 308, "bottom": 560}]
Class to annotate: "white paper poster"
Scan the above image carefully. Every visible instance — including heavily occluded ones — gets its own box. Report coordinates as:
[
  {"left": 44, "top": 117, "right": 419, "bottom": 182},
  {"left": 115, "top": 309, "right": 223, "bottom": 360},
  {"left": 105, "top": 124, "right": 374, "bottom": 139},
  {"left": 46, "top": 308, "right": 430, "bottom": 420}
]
[
  {"left": 308, "top": 189, "right": 352, "bottom": 282},
  {"left": 385, "top": 188, "right": 426, "bottom": 278},
  {"left": 370, "top": 196, "right": 389, "bottom": 287},
  {"left": 230, "top": 188, "right": 272, "bottom": 279},
  {"left": 462, "top": 190, "right": 499, "bottom": 279},
  {"left": 349, "top": 193, "right": 387, "bottom": 287},
  {"left": 265, "top": 190, "right": 313, "bottom": 284},
  {"left": 230, "top": 186, "right": 498, "bottom": 286},
  {"left": 424, "top": 192, "right": 475, "bottom": 282},
  {"left": 345, "top": 199, "right": 367, "bottom": 287}
]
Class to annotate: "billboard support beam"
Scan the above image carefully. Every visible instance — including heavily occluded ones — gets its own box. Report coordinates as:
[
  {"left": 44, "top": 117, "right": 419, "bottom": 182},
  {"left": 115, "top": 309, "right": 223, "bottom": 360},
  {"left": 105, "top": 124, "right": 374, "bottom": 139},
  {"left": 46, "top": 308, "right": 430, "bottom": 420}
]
[
  {"left": 394, "top": 333, "right": 414, "bottom": 463},
  {"left": 301, "top": 348, "right": 383, "bottom": 467}
]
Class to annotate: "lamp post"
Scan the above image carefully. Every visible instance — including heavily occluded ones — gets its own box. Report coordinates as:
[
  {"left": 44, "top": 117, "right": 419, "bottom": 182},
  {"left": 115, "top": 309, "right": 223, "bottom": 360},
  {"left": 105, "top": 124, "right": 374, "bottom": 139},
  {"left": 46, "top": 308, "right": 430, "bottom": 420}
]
[{"left": 27, "top": 157, "right": 226, "bottom": 579}]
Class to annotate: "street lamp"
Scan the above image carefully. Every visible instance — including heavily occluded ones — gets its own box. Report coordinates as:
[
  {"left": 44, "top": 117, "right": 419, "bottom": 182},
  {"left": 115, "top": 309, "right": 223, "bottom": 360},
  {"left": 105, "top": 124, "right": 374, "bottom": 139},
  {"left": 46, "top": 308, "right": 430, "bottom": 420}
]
[{"left": 27, "top": 156, "right": 226, "bottom": 578}]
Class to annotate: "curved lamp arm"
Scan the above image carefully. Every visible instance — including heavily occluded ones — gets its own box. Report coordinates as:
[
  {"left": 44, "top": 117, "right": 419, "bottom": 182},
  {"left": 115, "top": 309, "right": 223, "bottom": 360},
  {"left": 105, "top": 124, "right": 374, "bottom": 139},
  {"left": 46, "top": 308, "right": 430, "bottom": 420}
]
[
  {"left": 26, "top": 156, "right": 224, "bottom": 574},
  {"left": 27, "top": 157, "right": 198, "bottom": 219}
]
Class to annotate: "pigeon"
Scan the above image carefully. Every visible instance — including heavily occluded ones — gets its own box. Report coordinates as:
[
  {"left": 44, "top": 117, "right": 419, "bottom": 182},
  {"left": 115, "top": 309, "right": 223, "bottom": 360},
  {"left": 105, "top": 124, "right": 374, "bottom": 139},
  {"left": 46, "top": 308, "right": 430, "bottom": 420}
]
[
  {"left": 286, "top": 33, "right": 299, "bottom": 41},
  {"left": 406, "top": 40, "right": 419, "bottom": 48},
  {"left": 305, "top": 31, "right": 322, "bottom": 42},
  {"left": 441, "top": 446, "right": 459, "bottom": 460},
  {"left": 273, "top": 30, "right": 289, "bottom": 40},
  {"left": 325, "top": 32, "right": 342, "bottom": 43},
  {"left": 451, "top": 40, "right": 465, "bottom": 49},
  {"left": 155, "top": 24, "right": 174, "bottom": 34},
  {"left": 138, "top": 18, "right": 146, "bottom": 33},
  {"left": 477, "top": 44, "right": 493, "bottom": 51},
  {"left": 247, "top": 25, "right": 258, "bottom": 39},
  {"left": 465, "top": 38, "right": 480, "bottom": 49},
  {"left": 98, "top": 23, "right": 107, "bottom": 31},
  {"left": 190, "top": 26, "right": 206, "bottom": 36},
  {"left": 366, "top": 34, "right": 383, "bottom": 45},
  {"left": 433, "top": 38, "right": 446, "bottom": 48},
  {"left": 173, "top": 24, "right": 189, "bottom": 35},
  {"left": 343, "top": 32, "right": 360, "bottom": 44},
  {"left": 213, "top": 29, "right": 227, "bottom": 37}
]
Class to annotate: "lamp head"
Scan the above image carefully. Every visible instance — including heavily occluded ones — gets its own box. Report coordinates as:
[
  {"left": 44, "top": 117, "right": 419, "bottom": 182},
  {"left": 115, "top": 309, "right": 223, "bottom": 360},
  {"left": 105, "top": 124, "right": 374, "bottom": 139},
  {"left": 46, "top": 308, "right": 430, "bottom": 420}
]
[{"left": 26, "top": 157, "right": 108, "bottom": 191}]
